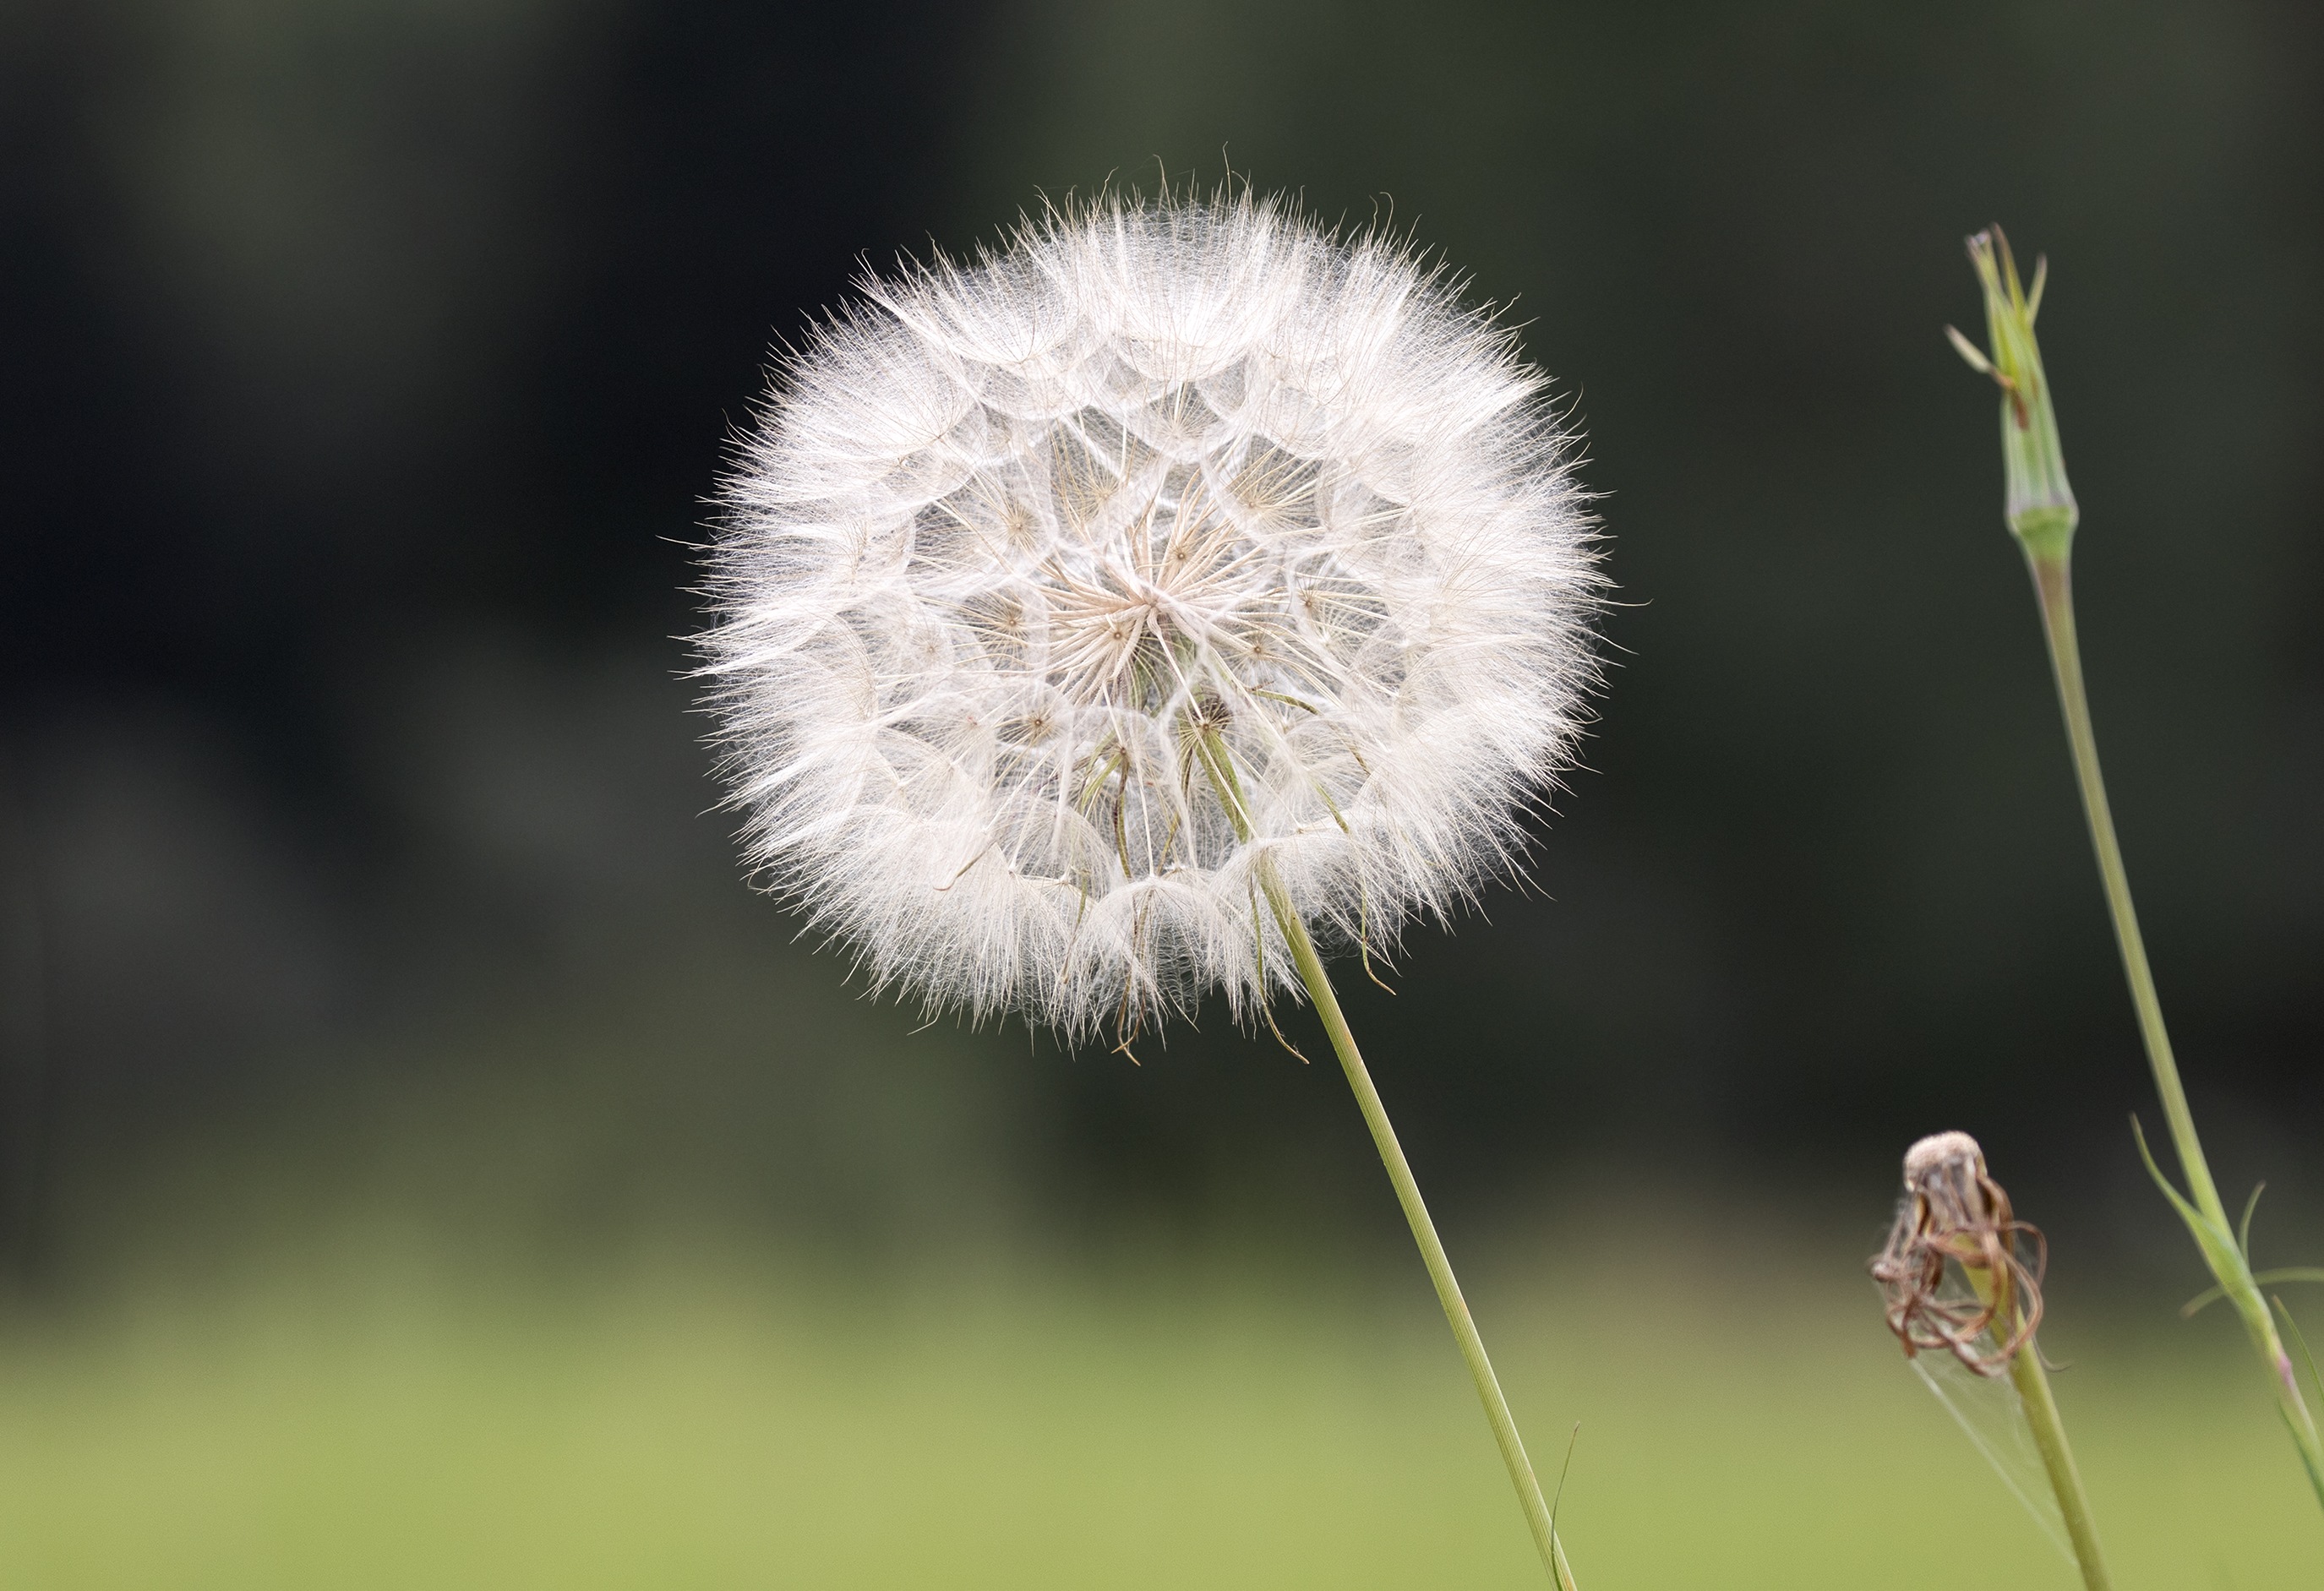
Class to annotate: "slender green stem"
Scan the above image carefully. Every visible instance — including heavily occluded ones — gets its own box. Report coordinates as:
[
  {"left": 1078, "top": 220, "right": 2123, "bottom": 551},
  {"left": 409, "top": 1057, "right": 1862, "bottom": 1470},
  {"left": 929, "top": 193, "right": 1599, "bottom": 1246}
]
[
  {"left": 1964, "top": 1261, "right": 2111, "bottom": 1590},
  {"left": 2027, "top": 555, "right": 2211, "bottom": 1210},
  {"left": 2009, "top": 1350, "right": 2107, "bottom": 1589},
  {"left": 2026, "top": 548, "right": 2324, "bottom": 1504},
  {"left": 1262, "top": 875, "right": 1579, "bottom": 1590}
]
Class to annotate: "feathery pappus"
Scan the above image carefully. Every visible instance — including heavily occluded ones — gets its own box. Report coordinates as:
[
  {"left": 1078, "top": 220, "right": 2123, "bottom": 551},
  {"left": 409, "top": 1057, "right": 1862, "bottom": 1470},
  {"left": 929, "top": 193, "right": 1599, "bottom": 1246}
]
[{"left": 699, "top": 188, "right": 1601, "bottom": 1044}]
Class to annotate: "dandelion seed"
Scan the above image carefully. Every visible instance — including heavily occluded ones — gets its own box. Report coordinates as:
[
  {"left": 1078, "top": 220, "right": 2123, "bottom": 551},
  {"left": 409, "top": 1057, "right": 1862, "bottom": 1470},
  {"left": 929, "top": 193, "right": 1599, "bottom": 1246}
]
[{"left": 698, "top": 188, "right": 1601, "bottom": 1043}]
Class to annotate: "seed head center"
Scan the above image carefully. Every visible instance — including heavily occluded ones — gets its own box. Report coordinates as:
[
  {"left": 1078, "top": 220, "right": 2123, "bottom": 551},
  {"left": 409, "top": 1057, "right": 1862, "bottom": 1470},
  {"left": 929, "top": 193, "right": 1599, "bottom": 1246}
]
[{"left": 1049, "top": 562, "right": 1188, "bottom": 706}]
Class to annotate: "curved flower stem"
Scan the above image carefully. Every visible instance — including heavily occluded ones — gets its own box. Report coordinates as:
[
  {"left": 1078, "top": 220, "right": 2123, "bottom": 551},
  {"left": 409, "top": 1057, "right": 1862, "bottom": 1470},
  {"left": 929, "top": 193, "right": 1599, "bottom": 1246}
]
[
  {"left": 1962, "top": 1259, "right": 2112, "bottom": 1589},
  {"left": 1262, "top": 875, "right": 1579, "bottom": 1589},
  {"left": 2027, "top": 548, "right": 2324, "bottom": 1507}
]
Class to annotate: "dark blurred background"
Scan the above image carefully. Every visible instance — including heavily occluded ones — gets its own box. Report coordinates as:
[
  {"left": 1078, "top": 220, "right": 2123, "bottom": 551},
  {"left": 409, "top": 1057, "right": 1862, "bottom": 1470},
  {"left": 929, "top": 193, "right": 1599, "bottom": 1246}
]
[{"left": 3, "top": 0, "right": 2321, "bottom": 1300}]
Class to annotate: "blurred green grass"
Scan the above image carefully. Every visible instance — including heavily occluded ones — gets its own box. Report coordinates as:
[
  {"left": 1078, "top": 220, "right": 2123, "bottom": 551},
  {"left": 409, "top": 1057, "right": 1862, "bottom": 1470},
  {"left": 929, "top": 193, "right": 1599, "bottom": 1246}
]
[{"left": 3, "top": 1228, "right": 2315, "bottom": 1588}]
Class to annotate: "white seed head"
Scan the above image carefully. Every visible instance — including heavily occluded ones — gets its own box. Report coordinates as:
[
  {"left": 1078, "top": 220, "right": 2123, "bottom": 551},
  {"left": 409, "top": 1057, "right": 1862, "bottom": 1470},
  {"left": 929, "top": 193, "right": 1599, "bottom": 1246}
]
[{"left": 699, "top": 189, "right": 1601, "bottom": 1043}]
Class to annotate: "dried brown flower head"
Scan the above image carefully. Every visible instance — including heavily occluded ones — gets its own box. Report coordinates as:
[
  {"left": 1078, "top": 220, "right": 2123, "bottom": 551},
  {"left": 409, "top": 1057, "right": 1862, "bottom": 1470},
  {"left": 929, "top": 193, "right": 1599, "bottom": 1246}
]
[{"left": 1871, "top": 1130, "right": 2047, "bottom": 1376}]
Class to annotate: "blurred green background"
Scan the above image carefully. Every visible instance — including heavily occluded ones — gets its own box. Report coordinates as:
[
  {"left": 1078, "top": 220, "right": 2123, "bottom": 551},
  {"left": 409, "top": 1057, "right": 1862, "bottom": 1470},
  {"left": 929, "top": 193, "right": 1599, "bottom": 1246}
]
[{"left": 2, "top": 0, "right": 2320, "bottom": 1583}]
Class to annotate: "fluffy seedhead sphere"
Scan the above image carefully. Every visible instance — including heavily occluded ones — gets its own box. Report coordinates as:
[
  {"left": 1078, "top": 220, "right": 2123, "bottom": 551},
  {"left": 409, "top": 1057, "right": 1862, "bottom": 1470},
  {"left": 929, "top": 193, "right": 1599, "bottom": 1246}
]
[{"left": 701, "top": 191, "right": 1601, "bottom": 1045}]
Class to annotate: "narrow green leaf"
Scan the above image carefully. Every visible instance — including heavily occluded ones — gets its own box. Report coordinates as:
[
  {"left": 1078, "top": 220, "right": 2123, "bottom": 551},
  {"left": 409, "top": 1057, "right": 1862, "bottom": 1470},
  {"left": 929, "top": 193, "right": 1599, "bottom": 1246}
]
[
  {"left": 2181, "top": 1269, "right": 2324, "bottom": 1319},
  {"left": 1549, "top": 1421, "right": 1580, "bottom": 1533},
  {"left": 2132, "top": 1116, "right": 2223, "bottom": 1246},
  {"left": 2273, "top": 1298, "right": 2324, "bottom": 1413},
  {"left": 1549, "top": 1423, "right": 1581, "bottom": 1591},
  {"left": 2239, "top": 1181, "right": 2267, "bottom": 1261}
]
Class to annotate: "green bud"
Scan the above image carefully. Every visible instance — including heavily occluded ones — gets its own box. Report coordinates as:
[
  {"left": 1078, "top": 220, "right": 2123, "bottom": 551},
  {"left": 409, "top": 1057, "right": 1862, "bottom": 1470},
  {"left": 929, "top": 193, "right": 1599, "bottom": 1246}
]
[{"left": 1947, "top": 227, "right": 2077, "bottom": 559}]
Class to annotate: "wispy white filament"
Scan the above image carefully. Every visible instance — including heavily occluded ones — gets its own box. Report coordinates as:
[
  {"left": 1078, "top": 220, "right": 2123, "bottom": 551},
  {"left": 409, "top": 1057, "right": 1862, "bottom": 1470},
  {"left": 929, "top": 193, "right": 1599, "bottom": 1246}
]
[{"left": 701, "top": 191, "right": 1601, "bottom": 1042}]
